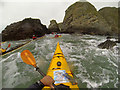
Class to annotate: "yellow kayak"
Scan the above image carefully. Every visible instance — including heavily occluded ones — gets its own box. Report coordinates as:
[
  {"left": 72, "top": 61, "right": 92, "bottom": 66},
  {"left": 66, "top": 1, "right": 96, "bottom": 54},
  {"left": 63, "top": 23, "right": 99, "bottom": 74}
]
[
  {"left": 0, "top": 48, "right": 6, "bottom": 54},
  {"left": 43, "top": 42, "right": 79, "bottom": 89},
  {"left": 58, "top": 35, "right": 62, "bottom": 38}
]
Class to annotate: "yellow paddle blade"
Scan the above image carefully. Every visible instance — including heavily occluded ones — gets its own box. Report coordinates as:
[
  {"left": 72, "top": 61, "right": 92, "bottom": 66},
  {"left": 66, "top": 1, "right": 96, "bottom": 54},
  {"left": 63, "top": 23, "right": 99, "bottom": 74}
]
[{"left": 21, "top": 50, "right": 36, "bottom": 67}]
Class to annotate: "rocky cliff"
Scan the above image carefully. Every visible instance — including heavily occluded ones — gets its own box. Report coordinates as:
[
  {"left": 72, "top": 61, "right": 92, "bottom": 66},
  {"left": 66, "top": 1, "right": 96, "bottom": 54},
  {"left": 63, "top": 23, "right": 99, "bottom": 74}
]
[
  {"left": 2, "top": 1, "right": 119, "bottom": 41},
  {"left": 2, "top": 18, "right": 49, "bottom": 41},
  {"left": 98, "top": 7, "right": 119, "bottom": 36},
  {"left": 59, "top": 1, "right": 115, "bottom": 35},
  {"left": 48, "top": 20, "right": 60, "bottom": 33},
  {"left": 0, "top": 33, "right": 2, "bottom": 42}
]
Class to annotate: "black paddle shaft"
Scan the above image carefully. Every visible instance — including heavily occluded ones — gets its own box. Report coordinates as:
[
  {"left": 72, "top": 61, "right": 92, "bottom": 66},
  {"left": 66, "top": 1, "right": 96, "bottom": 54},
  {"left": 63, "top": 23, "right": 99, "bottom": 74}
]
[
  {"left": 35, "top": 66, "right": 46, "bottom": 76},
  {"left": 35, "top": 66, "right": 57, "bottom": 89}
]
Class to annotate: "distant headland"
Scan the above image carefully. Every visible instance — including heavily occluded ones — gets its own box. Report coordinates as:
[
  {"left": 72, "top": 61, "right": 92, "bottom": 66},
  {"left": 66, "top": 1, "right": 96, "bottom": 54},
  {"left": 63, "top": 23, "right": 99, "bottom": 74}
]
[{"left": 1, "top": 1, "right": 119, "bottom": 41}]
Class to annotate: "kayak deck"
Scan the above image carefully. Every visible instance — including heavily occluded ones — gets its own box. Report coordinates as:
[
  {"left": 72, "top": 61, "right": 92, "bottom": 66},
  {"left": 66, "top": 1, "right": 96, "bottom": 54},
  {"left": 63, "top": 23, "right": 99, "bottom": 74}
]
[{"left": 43, "top": 42, "right": 79, "bottom": 89}]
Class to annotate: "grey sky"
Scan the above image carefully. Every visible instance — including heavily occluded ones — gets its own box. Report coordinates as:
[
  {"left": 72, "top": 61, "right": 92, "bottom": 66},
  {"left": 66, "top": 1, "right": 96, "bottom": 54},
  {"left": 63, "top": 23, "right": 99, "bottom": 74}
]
[{"left": 0, "top": 0, "right": 119, "bottom": 32}]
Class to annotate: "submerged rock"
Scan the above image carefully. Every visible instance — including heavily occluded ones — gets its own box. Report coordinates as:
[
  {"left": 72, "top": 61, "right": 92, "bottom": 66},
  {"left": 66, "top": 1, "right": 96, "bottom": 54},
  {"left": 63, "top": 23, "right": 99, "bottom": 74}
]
[
  {"left": 116, "top": 34, "right": 120, "bottom": 43},
  {"left": 98, "top": 39, "right": 116, "bottom": 49},
  {"left": 2, "top": 18, "right": 49, "bottom": 41}
]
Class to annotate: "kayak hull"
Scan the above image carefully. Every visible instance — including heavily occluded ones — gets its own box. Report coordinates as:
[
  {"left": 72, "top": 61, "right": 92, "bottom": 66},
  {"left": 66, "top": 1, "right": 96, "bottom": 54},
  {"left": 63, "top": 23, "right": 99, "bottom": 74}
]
[{"left": 43, "top": 42, "right": 79, "bottom": 89}]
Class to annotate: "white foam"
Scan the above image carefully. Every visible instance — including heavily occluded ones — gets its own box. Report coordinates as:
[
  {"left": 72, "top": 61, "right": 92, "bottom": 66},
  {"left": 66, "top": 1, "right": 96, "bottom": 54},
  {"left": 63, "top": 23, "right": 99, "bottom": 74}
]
[
  {"left": 69, "top": 58, "right": 78, "bottom": 62},
  {"left": 70, "top": 55, "right": 86, "bottom": 59},
  {"left": 4, "top": 60, "right": 18, "bottom": 77},
  {"left": 83, "top": 79, "right": 102, "bottom": 88},
  {"left": 114, "top": 78, "right": 118, "bottom": 88},
  {"left": 2, "top": 34, "right": 118, "bottom": 88},
  {"left": 17, "top": 52, "right": 21, "bottom": 58},
  {"left": 13, "top": 72, "right": 20, "bottom": 77},
  {"left": 108, "top": 58, "right": 118, "bottom": 68},
  {"left": 1, "top": 53, "right": 17, "bottom": 63}
]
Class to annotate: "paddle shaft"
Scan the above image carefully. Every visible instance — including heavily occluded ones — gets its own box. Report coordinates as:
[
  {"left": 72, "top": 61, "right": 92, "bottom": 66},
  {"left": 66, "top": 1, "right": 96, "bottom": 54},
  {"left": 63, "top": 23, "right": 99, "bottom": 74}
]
[
  {"left": 21, "top": 50, "right": 57, "bottom": 89},
  {"left": 35, "top": 66, "right": 57, "bottom": 89},
  {"left": 35, "top": 66, "right": 46, "bottom": 76},
  {"left": 6, "top": 44, "right": 11, "bottom": 50}
]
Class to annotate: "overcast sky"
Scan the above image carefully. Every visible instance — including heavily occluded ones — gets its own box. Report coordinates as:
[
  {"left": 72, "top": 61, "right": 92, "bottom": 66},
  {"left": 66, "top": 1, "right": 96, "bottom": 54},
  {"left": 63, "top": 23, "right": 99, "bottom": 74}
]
[{"left": 0, "top": 0, "right": 119, "bottom": 32}]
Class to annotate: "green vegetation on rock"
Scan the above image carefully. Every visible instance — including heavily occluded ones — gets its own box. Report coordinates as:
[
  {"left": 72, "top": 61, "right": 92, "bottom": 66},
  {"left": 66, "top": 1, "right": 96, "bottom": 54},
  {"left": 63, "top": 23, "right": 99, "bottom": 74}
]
[
  {"left": 48, "top": 20, "right": 60, "bottom": 33},
  {"left": 61, "top": 1, "right": 116, "bottom": 35},
  {"left": 98, "top": 7, "right": 119, "bottom": 35}
]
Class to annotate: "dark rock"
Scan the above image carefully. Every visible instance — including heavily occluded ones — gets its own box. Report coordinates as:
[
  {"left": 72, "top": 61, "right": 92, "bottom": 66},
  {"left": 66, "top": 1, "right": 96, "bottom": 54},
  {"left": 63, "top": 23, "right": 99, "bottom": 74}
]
[
  {"left": 58, "top": 22, "right": 74, "bottom": 34},
  {"left": 61, "top": 1, "right": 115, "bottom": 35},
  {"left": 98, "top": 7, "right": 119, "bottom": 36},
  {"left": 48, "top": 20, "right": 60, "bottom": 33},
  {"left": 116, "top": 34, "right": 120, "bottom": 43},
  {"left": 0, "top": 33, "right": 1, "bottom": 42},
  {"left": 98, "top": 40, "right": 116, "bottom": 49},
  {"left": 2, "top": 18, "right": 49, "bottom": 41},
  {"left": 58, "top": 23, "right": 63, "bottom": 32},
  {"left": 106, "top": 36, "right": 112, "bottom": 40}
]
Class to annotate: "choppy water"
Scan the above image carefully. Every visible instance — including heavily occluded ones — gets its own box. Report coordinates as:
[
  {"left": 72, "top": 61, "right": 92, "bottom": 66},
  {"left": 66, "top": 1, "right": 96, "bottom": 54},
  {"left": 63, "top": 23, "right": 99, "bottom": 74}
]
[{"left": 0, "top": 34, "right": 119, "bottom": 89}]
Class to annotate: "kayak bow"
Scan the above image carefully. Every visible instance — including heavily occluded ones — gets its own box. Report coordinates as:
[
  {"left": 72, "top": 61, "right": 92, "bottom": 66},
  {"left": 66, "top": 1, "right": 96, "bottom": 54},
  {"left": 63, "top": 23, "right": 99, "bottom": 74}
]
[{"left": 43, "top": 42, "right": 79, "bottom": 89}]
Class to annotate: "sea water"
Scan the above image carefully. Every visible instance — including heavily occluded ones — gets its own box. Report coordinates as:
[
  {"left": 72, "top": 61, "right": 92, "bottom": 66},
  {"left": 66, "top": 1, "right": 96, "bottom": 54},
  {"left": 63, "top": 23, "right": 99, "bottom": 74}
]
[{"left": 1, "top": 34, "right": 119, "bottom": 88}]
